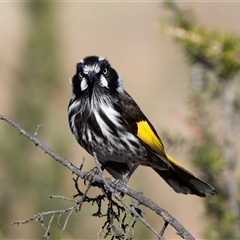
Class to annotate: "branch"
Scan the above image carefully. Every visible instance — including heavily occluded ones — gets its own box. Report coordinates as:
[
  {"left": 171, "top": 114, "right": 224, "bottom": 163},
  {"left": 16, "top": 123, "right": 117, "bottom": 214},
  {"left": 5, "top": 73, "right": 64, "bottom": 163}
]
[
  {"left": 0, "top": 114, "right": 195, "bottom": 240},
  {"left": 92, "top": 152, "right": 164, "bottom": 240}
]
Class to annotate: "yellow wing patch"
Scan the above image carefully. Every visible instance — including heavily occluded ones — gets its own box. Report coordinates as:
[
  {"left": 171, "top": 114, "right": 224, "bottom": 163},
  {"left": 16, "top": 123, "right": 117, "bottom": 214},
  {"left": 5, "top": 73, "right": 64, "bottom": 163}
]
[
  {"left": 136, "top": 121, "right": 195, "bottom": 176},
  {"left": 136, "top": 120, "right": 164, "bottom": 154}
]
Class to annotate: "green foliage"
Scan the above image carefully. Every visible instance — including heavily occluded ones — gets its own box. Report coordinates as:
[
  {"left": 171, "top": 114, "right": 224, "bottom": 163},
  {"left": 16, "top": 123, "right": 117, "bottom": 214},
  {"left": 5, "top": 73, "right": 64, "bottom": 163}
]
[
  {"left": 163, "top": 2, "right": 240, "bottom": 239},
  {"left": 163, "top": 1, "right": 240, "bottom": 80},
  {"left": 191, "top": 134, "right": 224, "bottom": 174}
]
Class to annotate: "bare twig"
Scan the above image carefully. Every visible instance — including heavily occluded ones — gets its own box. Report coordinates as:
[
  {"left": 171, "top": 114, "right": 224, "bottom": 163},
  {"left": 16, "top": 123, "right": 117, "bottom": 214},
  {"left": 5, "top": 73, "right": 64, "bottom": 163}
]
[
  {"left": 34, "top": 124, "right": 42, "bottom": 138},
  {"left": 12, "top": 203, "right": 79, "bottom": 230},
  {"left": 92, "top": 152, "right": 165, "bottom": 240},
  {"left": 1, "top": 114, "right": 195, "bottom": 240},
  {"left": 49, "top": 195, "right": 78, "bottom": 203},
  {"left": 160, "top": 221, "right": 169, "bottom": 236},
  {"left": 44, "top": 213, "right": 55, "bottom": 239}
]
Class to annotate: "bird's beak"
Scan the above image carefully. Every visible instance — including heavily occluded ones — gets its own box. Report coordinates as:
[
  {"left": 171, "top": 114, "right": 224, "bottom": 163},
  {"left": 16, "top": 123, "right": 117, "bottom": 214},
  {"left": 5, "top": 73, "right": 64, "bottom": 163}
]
[
  {"left": 88, "top": 71, "right": 94, "bottom": 83},
  {"left": 87, "top": 71, "right": 94, "bottom": 101}
]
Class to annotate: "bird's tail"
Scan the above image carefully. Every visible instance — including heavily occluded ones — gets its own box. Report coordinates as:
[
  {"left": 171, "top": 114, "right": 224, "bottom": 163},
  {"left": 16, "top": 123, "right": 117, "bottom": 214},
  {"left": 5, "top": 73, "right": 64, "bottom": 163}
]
[{"left": 154, "top": 154, "right": 217, "bottom": 197}]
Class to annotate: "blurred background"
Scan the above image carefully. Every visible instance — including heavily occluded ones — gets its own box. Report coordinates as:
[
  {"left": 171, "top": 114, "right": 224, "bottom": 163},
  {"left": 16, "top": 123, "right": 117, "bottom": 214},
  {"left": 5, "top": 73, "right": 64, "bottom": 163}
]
[{"left": 1, "top": 1, "right": 240, "bottom": 239}]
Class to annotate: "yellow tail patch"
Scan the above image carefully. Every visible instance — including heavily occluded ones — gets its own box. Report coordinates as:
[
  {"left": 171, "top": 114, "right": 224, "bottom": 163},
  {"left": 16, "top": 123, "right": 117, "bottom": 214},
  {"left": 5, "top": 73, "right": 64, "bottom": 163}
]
[
  {"left": 166, "top": 154, "right": 195, "bottom": 176},
  {"left": 136, "top": 120, "right": 194, "bottom": 176},
  {"left": 136, "top": 120, "right": 164, "bottom": 154}
]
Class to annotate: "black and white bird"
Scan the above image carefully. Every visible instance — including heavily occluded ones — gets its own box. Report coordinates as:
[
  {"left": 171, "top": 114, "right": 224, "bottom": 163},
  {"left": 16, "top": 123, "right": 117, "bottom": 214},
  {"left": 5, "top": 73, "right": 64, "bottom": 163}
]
[{"left": 68, "top": 55, "right": 216, "bottom": 197}]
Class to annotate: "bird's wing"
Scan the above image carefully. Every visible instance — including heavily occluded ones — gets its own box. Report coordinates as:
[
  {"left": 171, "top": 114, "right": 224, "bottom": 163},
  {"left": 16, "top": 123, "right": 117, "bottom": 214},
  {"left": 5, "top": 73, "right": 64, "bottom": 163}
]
[
  {"left": 118, "top": 91, "right": 171, "bottom": 169},
  {"left": 118, "top": 91, "right": 216, "bottom": 196},
  {"left": 135, "top": 120, "right": 164, "bottom": 155}
]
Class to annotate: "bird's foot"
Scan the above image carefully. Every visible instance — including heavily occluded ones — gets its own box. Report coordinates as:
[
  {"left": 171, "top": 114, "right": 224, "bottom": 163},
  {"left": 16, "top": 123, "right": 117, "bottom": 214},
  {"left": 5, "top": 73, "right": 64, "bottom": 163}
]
[
  {"left": 114, "top": 178, "right": 128, "bottom": 186},
  {"left": 83, "top": 167, "right": 100, "bottom": 185}
]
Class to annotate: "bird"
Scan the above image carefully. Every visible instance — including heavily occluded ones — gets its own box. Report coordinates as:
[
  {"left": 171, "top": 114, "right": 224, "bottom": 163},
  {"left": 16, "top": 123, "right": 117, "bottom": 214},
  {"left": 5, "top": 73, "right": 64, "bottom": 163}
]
[{"left": 68, "top": 55, "right": 216, "bottom": 197}]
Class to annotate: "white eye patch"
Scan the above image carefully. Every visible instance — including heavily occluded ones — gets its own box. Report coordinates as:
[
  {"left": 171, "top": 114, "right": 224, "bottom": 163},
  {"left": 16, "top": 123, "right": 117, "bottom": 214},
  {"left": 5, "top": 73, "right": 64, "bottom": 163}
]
[
  {"left": 80, "top": 78, "right": 88, "bottom": 91},
  {"left": 99, "top": 75, "right": 109, "bottom": 88}
]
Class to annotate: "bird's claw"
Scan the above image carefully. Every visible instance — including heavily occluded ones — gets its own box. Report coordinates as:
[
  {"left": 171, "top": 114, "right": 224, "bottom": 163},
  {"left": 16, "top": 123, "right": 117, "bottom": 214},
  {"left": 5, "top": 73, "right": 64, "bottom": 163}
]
[{"left": 83, "top": 167, "right": 100, "bottom": 185}]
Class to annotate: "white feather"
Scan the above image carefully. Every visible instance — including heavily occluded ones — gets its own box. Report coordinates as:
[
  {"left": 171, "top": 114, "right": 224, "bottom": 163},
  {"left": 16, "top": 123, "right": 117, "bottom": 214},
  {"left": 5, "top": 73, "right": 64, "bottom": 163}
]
[
  {"left": 93, "top": 63, "right": 100, "bottom": 73},
  {"left": 83, "top": 63, "right": 100, "bottom": 74},
  {"left": 68, "top": 100, "right": 80, "bottom": 114},
  {"left": 70, "top": 113, "right": 79, "bottom": 141},
  {"left": 94, "top": 111, "right": 115, "bottom": 143},
  {"left": 80, "top": 78, "right": 88, "bottom": 91},
  {"left": 87, "top": 128, "right": 92, "bottom": 142},
  {"left": 99, "top": 75, "right": 109, "bottom": 88},
  {"left": 99, "top": 101, "right": 122, "bottom": 128},
  {"left": 98, "top": 56, "right": 105, "bottom": 61}
]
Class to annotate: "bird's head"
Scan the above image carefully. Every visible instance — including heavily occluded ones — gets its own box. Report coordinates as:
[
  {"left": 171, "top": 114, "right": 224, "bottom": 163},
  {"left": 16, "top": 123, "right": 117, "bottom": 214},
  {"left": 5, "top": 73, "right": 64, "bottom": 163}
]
[{"left": 70, "top": 56, "right": 124, "bottom": 101}]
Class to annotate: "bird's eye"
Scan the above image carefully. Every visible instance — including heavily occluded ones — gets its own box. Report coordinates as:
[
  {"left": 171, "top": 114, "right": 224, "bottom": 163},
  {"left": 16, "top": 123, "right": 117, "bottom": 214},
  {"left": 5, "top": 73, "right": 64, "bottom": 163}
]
[{"left": 103, "top": 68, "right": 108, "bottom": 75}]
